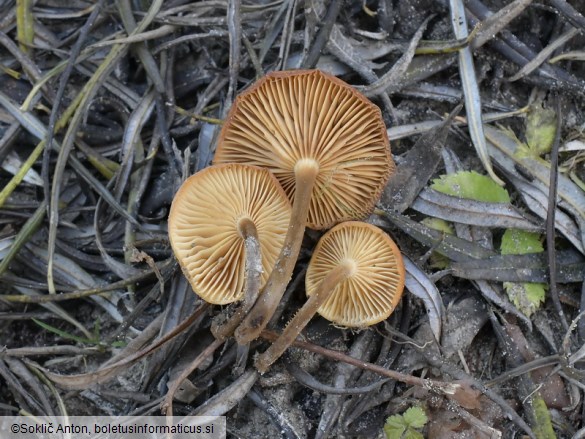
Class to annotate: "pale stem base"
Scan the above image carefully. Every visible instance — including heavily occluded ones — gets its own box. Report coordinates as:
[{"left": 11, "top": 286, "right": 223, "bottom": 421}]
[
  {"left": 235, "top": 159, "right": 319, "bottom": 344},
  {"left": 211, "top": 217, "right": 261, "bottom": 340}
]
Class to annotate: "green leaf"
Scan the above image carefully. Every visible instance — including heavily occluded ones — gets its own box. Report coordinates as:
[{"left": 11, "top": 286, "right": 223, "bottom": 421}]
[
  {"left": 384, "top": 414, "right": 407, "bottom": 439},
  {"left": 500, "top": 229, "right": 544, "bottom": 255},
  {"left": 404, "top": 428, "right": 425, "bottom": 439},
  {"left": 503, "top": 281, "right": 546, "bottom": 318},
  {"left": 501, "top": 229, "right": 546, "bottom": 317},
  {"left": 431, "top": 171, "right": 510, "bottom": 203},
  {"left": 384, "top": 407, "right": 428, "bottom": 439},
  {"left": 402, "top": 406, "right": 428, "bottom": 429}
]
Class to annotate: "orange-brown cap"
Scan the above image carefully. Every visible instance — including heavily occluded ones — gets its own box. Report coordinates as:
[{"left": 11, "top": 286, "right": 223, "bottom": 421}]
[
  {"left": 168, "top": 164, "right": 291, "bottom": 304},
  {"left": 214, "top": 69, "right": 394, "bottom": 230},
  {"left": 305, "top": 221, "right": 405, "bottom": 327}
]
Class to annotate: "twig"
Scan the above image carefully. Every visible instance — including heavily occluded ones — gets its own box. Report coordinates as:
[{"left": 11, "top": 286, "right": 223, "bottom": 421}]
[{"left": 259, "top": 330, "right": 461, "bottom": 396}]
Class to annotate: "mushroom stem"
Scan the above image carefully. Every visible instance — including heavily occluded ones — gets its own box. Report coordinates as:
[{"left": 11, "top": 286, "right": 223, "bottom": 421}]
[
  {"left": 211, "top": 218, "right": 262, "bottom": 340},
  {"left": 235, "top": 158, "right": 319, "bottom": 344},
  {"left": 254, "top": 259, "right": 357, "bottom": 373}
]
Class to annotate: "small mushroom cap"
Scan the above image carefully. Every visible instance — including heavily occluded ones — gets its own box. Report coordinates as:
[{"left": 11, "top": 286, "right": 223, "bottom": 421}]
[
  {"left": 306, "top": 221, "right": 405, "bottom": 327},
  {"left": 168, "top": 164, "right": 291, "bottom": 304},
  {"left": 214, "top": 69, "right": 394, "bottom": 230}
]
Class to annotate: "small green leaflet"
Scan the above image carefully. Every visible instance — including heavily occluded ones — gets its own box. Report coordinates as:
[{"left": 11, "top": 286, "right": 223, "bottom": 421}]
[
  {"left": 402, "top": 407, "right": 428, "bottom": 428},
  {"left": 431, "top": 171, "right": 510, "bottom": 203},
  {"left": 384, "top": 406, "right": 428, "bottom": 439},
  {"left": 500, "top": 229, "right": 546, "bottom": 317},
  {"left": 500, "top": 229, "right": 544, "bottom": 255}
]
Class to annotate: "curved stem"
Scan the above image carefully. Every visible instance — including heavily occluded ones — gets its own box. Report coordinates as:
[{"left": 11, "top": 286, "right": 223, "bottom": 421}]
[
  {"left": 254, "top": 260, "right": 355, "bottom": 373},
  {"left": 235, "top": 159, "right": 319, "bottom": 344},
  {"left": 211, "top": 217, "right": 261, "bottom": 340}
]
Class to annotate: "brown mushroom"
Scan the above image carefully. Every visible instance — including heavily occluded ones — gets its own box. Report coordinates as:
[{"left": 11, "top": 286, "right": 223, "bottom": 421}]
[
  {"left": 214, "top": 70, "right": 394, "bottom": 343},
  {"left": 168, "top": 164, "right": 291, "bottom": 337},
  {"left": 255, "top": 221, "right": 405, "bottom": 373}
]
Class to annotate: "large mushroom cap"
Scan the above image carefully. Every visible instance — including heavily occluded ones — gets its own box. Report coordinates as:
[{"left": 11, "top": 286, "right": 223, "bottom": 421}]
[
  {"left": 168, "top": 164, "right": 291, "bottom": 304},
  {"left": 306, "top": 221, "right": 405, "bottom": 327},
  {"left": 214, "top": 69, "right": 394, "bottom": 230}
]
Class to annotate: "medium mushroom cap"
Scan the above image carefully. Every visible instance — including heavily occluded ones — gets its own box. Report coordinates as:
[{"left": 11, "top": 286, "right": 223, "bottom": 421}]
[
  {"left": 306, "top": 221, "right": 405, "bottom": 327},
  {"left": 168, "top": 164, "right": 291, "bottom": 304},
  {"left": 214, "top": 69, "right": 394, "bottom": 230}
]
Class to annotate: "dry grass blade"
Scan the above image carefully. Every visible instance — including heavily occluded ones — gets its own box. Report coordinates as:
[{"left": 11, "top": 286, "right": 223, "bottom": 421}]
[
  {"left": 0, "top": 30, "right": 42, "bottom": 84},
  {"left": 450, "top": 0, "right": 503, "bottom": 185},
  {"left": 550, "top": 51, "right": 585, "bottom": 63},
  {"left": 0, "top": 107, "right": 45, "bottom": 207},
  {"left": 471, "top": 0, "right": 534, "bottom": 49},
  {"left": 451, "top": 253, "right": 585, "bottom": 283},
  {"left": 375, "top": 209, "right": 495, "bottom": 261},
  {"left": 2, "top": 346, "right": 102, "bottom": 357},
  {"left": 508, "top": 28, "right": 580, "bottom": 82},
  {"left": 404, "top": 257, "right": 444, "bottom": 341},
  {"left": 0, "top": 201, "right": 46, "bottom": 277},
  {"left": 90, "top": 25, "right": 176, "bottom": 48},
  {"left": 411, "top": 188, "right": 541, "bottom": 230},
  {"left": 0, "top": 260, "right": 172, "bottom": 303},
  {"left": 387, "top": 107, "right": 528, "bottom": 140},
  {"left": 15, "top": 0, "right": 34, "bottom": 54}
]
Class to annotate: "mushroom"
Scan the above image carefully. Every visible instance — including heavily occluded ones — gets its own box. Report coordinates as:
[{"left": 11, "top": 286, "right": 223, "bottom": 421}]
[
  {"left": 255, "top": 221, "right": 405, "bottom": 373},
  {"left": 214, "top": 70, "right": 394, "bottom": 344},
  {"left": 168, "top": 163, "right": 291, "bottom": 337}
]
